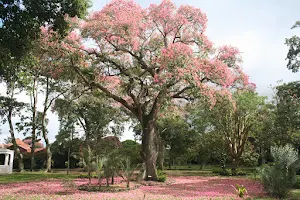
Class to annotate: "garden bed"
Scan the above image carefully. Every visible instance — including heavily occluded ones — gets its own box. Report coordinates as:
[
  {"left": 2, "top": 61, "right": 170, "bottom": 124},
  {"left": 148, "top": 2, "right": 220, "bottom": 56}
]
[{"left": 78, "top": 182, "right": 141, "bottom": 192}]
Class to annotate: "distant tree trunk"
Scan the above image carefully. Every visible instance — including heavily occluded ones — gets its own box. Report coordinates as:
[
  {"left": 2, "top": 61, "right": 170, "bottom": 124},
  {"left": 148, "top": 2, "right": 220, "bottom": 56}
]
[
  {"left": 67, "top": 120, "right": 74, "bottom": 175},
  {"left": 106, "top": 177, "right": 109, "bottom": 187},
  {"left": 111, "top": 176, "right": 114, "bottom": 185},
  {"left": 157, "top": 137, "right": 164, "bottom": 170},
  {"left": 260, "top": 146, "right": 266, "bottom": 165},
  {"left": 8, "top": 107, "right": 24, "bottom": 172},
  {"left": 42, "top": 77, "right": 52, "bottom": 172},
  {"left": 67, "top": 146, "right": 70, "bottom": 175},
  {"left": 231, "top": 158, "right": 239, "bottom": 175},
  {"left": 31, "top": 76, "right": 38, "bottom": 171},
  {"left": 168, "top": 150, "right": 172, "bottom": 169},
  {"left": 142, "top": 118, "right": 158, "bottom": 181},
  {"left": 88, "top": 170, "right": 91, "bottom": 185}
]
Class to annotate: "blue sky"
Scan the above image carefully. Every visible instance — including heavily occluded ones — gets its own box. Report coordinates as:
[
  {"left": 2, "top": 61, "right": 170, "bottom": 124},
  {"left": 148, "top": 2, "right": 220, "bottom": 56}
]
[{"left": 1, "top": 0, "right": 300, "bottom": 143}]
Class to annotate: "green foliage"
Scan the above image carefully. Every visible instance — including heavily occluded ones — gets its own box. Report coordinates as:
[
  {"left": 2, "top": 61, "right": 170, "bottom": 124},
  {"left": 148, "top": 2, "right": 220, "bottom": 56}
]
[
  {"left": 120, "top": 157, "right": 141, "bottom": 188},
  {"left": 120, "top": 140, "right": 142, "bottom": 165},
  {"left": 157, "top": 170, "right": 167, "bottom": 182},
  {"left": 260, "top": 144, "right": 300, "bottom": 198},
  {"left": 80, "top": 146, "right": 97, "bottom": 184},
  {"left": 95, "top": 156, "right": 107, "bottom": 188},
  {"left": 156, "top": 114, "right": 198, "bottom": 167},
  {"left": 233, "top": 184, "right": 247, "bottom": 198},
  {"left": 0, "top": 0, "right": 91, "bottom": 58},
  {"left": 190, "top": 91, "right": 266, "bottom": 171},
  {"left": 219, "top": 169, "right": 231, "bottom": 176},
  {"left": 286, "top": 21, "right": 300, "bottom": 72},
  {"left": 241, "top": 142, "right": 259, "bottom": 167},
  {"left": 236, "top": 170, "right": 247, "bottom": 176},
  {"left": 103, "top": 150, "right": 121, "bottom": 186},
  {"left": 274, "top": 81, "right": 300, "bottom": 146}
]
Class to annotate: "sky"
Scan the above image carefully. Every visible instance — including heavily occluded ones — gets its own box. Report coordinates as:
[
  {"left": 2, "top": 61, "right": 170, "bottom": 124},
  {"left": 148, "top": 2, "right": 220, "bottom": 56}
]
[{"left": 1, "top": 0, "right": 300, "bottom": 144}]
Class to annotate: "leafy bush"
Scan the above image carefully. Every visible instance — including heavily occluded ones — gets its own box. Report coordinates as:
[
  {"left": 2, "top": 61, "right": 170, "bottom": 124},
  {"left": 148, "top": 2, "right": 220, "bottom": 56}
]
[
  {"left": 259, "top": 144, "right": 300, "bottom": 198},
  {"left": 219, "top": 169, "right": 231, "bottom": 176},
  {"left": 212, "top": 168, "right": 221, "bottom": 174},
  {"left": 157, "top": 170, "right": 167, "bottom": 182},
  {"left": 212, "top": 168, "right": 231, "bottom": 176},
  {"left": 236, "top": 170, "right": 247, "bottom": 176},
  {"left": 294, "top": 177, "right": 300, "bottom": 189}
]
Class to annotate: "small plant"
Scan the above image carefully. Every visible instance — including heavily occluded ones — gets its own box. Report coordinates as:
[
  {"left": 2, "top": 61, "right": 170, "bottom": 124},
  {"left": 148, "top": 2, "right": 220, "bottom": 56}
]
[
  {"left": 96, "top": 156, "right": 107, "bottom": 189},
  {"left": 157, "top": 170, "right": 167, "bottom": 182},
  {"left": 120, "top": 157, "right": 140, "bottom": 188},
  {"left": 80, "top": 146, "right": 97, "bottom": 185},
  {"left": 232, "top": 184, "right": 247, "bottom": 198}
]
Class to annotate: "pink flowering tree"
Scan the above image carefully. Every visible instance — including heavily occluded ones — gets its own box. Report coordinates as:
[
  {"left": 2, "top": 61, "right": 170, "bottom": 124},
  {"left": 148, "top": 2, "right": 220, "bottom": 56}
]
[{"left": 41, "top": 0, "right": 252, "bottom": 180}]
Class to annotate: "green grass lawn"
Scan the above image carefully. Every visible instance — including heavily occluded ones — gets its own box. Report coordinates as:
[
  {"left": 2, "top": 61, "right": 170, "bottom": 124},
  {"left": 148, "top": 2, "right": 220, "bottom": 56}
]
[{"left": 0, "top": 172, "right": 78, "bottom": 184}]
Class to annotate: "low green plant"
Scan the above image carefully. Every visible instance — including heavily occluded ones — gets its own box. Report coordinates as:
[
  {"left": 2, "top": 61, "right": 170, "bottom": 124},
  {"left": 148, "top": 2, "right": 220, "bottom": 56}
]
[
  {"left": 219, "top": 169, "right": 231, "bottom": 176},
  {"left": 79, "top": 146, "right": 97, "bottom": 185},
  {"left": 236, "top": 170, "right": 247, "bottom": 176},
  {"left": 259, "top": 144, "right": 300, "bottom": 198},
  {"left": 157, "top": 170, "right": 167, "bottom": 182},
  {"left": 212, "top": 168, "right": 221, "bottom": 174},
  {"left": 232, "top": 184, "right": 247, "bottom": 198},
  {"left": 120, "top": 157, "right": 140, "bottom": 188},
  {"left": 96, "top": 156, "right": 107, "bottom": 189}
]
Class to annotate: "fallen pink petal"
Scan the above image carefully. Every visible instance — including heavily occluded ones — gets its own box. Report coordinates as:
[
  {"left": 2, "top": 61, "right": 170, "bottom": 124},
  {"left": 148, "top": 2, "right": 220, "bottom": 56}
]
[{"left": 0, "top": 176, "right": 267, "bottom": 200}]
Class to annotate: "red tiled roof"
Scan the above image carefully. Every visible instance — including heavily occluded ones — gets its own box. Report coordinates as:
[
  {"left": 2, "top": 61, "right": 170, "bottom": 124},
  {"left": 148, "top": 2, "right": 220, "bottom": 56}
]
[{"left": 4, "top": 138, "right": 45, "bottom": 153}]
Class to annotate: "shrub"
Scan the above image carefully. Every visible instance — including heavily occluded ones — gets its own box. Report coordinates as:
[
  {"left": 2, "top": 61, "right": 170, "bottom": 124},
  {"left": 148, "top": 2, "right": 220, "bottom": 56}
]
[
  {"left": 212, "top": 168, "right": 221, "bottom": 174},
  {"left": 236, "top": 170, "right": 247, "bottom": 176},
  {"left": 212, "top": 168, "right": 231, "bottom": 176},
  {"left": 259, "top": 144, "right": 300, "bottom": 198},
  {"left": 219, "top": 169, "right": 231, "bottom": 176},
  {"left": 157, "top": 170, "right": 167, "bottom": 182},
  {"left": 294, "top": 177, "right": 300, "bottom": 189}
]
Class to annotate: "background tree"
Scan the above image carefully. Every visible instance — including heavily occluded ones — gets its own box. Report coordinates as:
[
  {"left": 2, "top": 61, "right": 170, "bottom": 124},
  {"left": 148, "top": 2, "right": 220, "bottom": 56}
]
[
  {"left": 0, "top": 96, "right": 26, "bottom": 171},
  {"left": 196, "top": 91, "right": 266, "bottom": 174},
  {"left": 42, "top": 0, "right": 251, "bottom": 180},
  {"left": 120, "top": 140, "right": 142, "bottom": 166},
  {"left": 286, "top": 21, "right": 300, "bottom": 72},
  {"left": 274, "top": 81, "right": 300, "bottom": 148},
  {"left": 0, "top": 66, "right": 27, "bottom": 172}
]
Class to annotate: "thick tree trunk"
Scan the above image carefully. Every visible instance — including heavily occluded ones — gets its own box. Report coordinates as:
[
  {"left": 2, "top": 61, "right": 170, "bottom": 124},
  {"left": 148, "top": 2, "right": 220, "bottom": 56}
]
[
  {"left": 8, "top": 108, "right": 24, "bottom": 172},
  {"left": 142, "top": 119, "right": 158, "bottom": 181},
  {"left": 157, "top": 137, "right": 164, "bottom": 170},
  {"left": 45, "top": 142, "right": 52, "bottom": 172}
]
